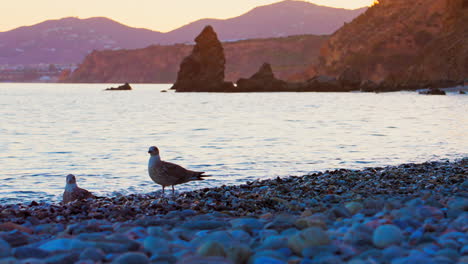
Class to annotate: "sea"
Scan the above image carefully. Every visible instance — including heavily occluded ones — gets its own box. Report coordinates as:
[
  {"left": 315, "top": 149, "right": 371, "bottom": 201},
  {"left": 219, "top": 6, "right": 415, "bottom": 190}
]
[{"left": 0, "top": 83, "right": 467, "bottom": 204}]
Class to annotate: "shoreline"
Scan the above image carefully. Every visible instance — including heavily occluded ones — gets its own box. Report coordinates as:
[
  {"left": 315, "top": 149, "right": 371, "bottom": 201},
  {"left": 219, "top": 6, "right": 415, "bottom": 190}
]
[{"left": 0, "top": 158, "right": 466, "bottom": 263}]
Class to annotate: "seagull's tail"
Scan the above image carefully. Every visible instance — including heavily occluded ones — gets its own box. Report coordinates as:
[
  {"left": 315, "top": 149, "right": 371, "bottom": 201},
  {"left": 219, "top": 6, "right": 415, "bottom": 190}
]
[{"left": 191, "top": 171, "right": 211, "bottom": 181}]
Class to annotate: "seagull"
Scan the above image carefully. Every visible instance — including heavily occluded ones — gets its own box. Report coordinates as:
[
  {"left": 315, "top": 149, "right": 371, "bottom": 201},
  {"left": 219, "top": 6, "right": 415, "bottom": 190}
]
[
  {"left": 148, "top": 146, "right": 209, "bottom": 195},
  {"left": 62, "top": 174, "right": 94, "bottom": 203}
]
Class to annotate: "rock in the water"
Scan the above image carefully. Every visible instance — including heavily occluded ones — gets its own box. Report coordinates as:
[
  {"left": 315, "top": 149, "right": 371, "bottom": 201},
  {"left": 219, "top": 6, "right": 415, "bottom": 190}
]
[
  {"left": 372, "top": 225, "right": 403, "bottom": 248},
  {"left": 105, "top": 82, "right": 132, "bottom": 91},
  {"left": 112, "top": 252, "right": 149, "bottom": 264},
  {"left": 418, "top": 88, "right": 446, "bottom": 95},
  {"left": 302, "top": 75, "right": 343, "bottom": 92},
  {"left": 171, "top": 25, "right": 234, "bottom": 92},
  {"left": 236, "top": 63, "right": 289, "bottom": 92}
]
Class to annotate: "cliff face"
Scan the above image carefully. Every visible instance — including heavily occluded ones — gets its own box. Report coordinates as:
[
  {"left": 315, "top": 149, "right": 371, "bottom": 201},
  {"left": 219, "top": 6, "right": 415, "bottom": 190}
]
[
  {"left": 407, "top": 0, "right": 468, "bottom": 81},
  {"left": 63, "top": 35, "right": 327, "bottom": 83},
  {"left": 319, "top": 0, "right": 468, "bottom": 82}
]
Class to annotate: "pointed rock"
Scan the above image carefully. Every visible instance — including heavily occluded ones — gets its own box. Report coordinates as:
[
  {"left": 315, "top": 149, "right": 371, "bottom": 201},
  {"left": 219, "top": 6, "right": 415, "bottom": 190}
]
[{"left": 171, "top": 26, "right": 234, "bottom": 92}]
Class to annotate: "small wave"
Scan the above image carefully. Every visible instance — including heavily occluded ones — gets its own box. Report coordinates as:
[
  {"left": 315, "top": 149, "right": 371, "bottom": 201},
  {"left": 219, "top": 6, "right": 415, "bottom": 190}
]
[
  {"left": 45, "top": 151, "right": 72, "bottom": 154},
  {"left": 355, "top": 161, "right": 374, "bottom": 164}
]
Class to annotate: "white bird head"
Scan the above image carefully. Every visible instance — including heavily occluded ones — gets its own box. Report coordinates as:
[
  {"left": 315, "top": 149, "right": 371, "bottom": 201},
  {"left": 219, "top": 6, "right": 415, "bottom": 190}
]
[
  {"left": 148, "top": 146, "right": 160, "bottom": 156},
  {"left": 66, "top": 174, "right": 77, "bottom": 184}
]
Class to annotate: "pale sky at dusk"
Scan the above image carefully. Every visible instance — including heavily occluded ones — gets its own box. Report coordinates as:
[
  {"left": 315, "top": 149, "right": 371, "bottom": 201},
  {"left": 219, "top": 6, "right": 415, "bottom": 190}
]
[{"left": 1, "top": 0, "right": 374, "bottom": 32}]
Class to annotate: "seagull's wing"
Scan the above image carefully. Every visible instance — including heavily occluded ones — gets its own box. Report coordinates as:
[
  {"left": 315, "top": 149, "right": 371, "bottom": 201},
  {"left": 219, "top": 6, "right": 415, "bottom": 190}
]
[
  {"left": 161, "top": 161, "right": 203, "bottom": 184},
  {"left": 75, "top": 187, "right": 94, "bottom": 200}
]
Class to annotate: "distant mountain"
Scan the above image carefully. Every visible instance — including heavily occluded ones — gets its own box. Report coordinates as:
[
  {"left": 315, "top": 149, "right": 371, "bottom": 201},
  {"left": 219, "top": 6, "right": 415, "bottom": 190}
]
[
  {"left": 0, "top": 0, "right": 366, "bottom": 65},
  {"left": 163, "top": 1, "right": 366, "bottom": 43},
  {"left": 0, "top": 17, "right": 164, "bottom": 65}
]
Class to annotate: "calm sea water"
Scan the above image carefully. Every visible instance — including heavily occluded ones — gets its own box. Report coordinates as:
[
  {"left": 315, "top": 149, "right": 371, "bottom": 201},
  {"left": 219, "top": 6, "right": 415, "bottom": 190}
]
[{"left": 0, "top": 83, "right": 467, "bottom": 204}]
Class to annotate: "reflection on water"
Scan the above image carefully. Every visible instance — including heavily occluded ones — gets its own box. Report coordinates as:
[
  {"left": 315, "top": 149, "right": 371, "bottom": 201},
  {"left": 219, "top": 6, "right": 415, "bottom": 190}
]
[{"left": 0, "top": 83, "right": 467, "bottom": 203}]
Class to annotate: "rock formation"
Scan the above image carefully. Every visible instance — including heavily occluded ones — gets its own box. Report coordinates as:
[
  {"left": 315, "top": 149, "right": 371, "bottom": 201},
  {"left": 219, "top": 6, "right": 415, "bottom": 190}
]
[
  {"left": 419, "top": 88, "right": 446, "bottom": 95},
  {"left": 62, "top": 35, "right": 327, "bottom": 83},
  {"left": 170, "top": 26, "right": 234, "bottom": 92},
  {"left": 236, "top": 63, "right": 289, "bottom": 92}
]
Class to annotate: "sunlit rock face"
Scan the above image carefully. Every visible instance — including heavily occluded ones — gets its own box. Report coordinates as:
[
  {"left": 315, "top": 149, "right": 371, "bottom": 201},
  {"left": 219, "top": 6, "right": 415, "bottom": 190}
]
[{"left": 318, "top": 0, "right": 468, "bottom": 83}]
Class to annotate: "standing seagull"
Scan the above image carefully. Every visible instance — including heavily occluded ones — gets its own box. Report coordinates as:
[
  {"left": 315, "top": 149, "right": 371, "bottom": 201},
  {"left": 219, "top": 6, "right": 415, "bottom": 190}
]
[
  {"left": 148, "top": 146, "right": 209, "bottom": 194},
  {"left": 63, "top": 174, "right": 94, "bottom": 203}
]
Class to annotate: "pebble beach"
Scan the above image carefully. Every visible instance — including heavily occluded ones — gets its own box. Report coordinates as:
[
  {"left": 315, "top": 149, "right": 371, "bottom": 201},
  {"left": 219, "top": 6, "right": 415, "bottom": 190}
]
[{"left": 0, "top": 158, "right": 467, "bottom": 264}]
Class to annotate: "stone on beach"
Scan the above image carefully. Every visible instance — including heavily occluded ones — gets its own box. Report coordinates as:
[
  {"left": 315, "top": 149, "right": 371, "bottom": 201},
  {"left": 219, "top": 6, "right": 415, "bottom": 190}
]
[
  {"left": 0, "top": 238, "right": 12, "bottom": 258},
  {"left": 287, "top": 227, "right": 330, "bottom": 255},
  {"left": 372, "top": 225, "right": 404, "bottom": 248},
  {"left": 112, "top": 252, "right": 149, "bottom": 264},
  {"left": 197, "top": 241, "right": 226, "bottom": 257}
]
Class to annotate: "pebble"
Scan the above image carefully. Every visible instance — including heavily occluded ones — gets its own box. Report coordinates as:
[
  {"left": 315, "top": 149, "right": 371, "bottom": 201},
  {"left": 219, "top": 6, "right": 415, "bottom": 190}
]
[
  {"left": 39, "top": 238, "right": 89, "bottom": 252},
  {"left": 251, "top": 256, "right": 286, "bottom": 264},
  {"left": 143, "top": 236, "right": 170, "bottom": 255},
  {"left": 197, "top": 241, "right": 226, "bottom": 257},
  {"left": 13, "top": 247, "right": 49, "bottom": 259},
  {"left": 0, "top": 238, "right": 12, "bottom": 258},
  {"left": 182, "top": 221, "right": 226, "bottom": 230},
  {"left": 111, "top": 252, "right": 149, "bottom": 264},
  {"left": 345, "top": 202, "right": 364, "bottom": 215},
  {"left": 288, "top": 227, "right": 330, "bottom": 255},
  {"left": 373, "top": 225, "right": 404, "bottom": 248},
  {"left": 79, "top": 248, "right": 105, "bottom": 262}
]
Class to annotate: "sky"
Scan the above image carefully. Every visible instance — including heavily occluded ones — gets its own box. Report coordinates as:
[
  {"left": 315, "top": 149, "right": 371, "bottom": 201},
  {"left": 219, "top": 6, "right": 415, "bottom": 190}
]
[{"left": 1, "top": 0, "right": 374, "bottom": 33}]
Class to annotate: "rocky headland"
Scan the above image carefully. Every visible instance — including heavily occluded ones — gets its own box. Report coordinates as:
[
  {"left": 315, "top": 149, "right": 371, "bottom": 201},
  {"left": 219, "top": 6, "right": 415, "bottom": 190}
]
[{"left": 0, "top": 159, "right": 466, "bottom": 263}]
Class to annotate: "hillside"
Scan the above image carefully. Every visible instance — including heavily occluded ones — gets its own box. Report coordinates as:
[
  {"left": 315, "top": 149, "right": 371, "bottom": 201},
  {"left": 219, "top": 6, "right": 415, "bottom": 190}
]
[
  {"left": 318, "top": 0, "right": 468, "bottom": 83},
  {"left": 0, "top": 1, "right": 365, "bottom": 66},
  {"left": 63, "top": 35, "right": 328, "bottom": 83}
]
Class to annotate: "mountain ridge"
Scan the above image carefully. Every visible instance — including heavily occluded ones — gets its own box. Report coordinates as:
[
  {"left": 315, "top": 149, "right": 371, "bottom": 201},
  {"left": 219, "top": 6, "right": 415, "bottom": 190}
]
[{"left": 0, "top": 0, "right": 366, "bottom": 65}]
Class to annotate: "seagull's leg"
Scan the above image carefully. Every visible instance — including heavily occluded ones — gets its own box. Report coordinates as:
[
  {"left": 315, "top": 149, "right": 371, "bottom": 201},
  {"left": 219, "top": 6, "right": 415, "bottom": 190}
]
[
  {"left": 162, "top": 186, "right": 165, "bottom": 195},
  {"left": 172, "top": 185, "right": 175, "bottom": 195}
]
